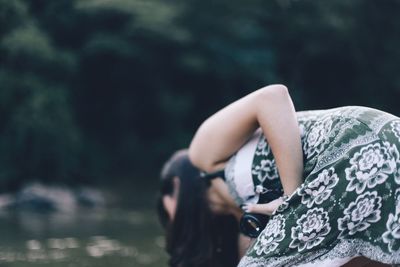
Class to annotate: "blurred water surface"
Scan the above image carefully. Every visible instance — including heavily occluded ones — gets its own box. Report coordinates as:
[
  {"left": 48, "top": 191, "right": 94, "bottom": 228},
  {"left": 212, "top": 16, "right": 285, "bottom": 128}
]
[{"left": 0, "top": 192, "right": 167, "bottom": 267}]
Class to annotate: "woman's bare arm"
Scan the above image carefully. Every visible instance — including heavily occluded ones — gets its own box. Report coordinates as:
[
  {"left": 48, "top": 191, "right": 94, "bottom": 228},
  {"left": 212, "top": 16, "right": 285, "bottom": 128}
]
[{"left": 188, "top": 84, "right": 303, "bottom": 196}]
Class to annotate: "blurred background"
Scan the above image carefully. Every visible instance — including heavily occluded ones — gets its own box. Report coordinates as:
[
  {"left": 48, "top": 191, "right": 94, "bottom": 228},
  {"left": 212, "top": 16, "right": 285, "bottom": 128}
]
[{"left": 0, "top": 0, "right": 400, "bottom": 266}]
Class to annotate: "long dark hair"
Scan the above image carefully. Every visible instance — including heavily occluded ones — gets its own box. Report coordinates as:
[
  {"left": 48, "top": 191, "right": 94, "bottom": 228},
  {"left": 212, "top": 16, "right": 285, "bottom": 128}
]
[{"left": 157, "top": 150, "right": 239, "bottom": 267}]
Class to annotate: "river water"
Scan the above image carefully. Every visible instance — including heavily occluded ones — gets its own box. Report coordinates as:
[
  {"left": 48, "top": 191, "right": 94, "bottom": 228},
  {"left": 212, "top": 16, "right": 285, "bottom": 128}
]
[{"left": 0, "top": 190, "right": 168, "bottom": 267}]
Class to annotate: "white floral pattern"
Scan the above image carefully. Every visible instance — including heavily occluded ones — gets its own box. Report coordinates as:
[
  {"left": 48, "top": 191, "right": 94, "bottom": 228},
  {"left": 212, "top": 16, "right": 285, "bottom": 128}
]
[
  {"left": 382, "top": 212, "right": 400, "bottom": 252},
  {"left": 303, "top": 116, "right": 333, "bottom": 159},
  {"left": 299, "top": 167, "right": 339, "bottom": 208},
  {"left": 252, "top": 137, "right": 279, "bottom": 183},
  {"left": 395, "top": 188, "right": 400, "bottom": 214},
  {"left": 382, "top": 188, "right": 400, "bottom": 252},
  {"left": 254, "top": 215, "right": 286, "bottom": 255},
  {"left": 391, "top": 120, "right": 400, "bottom": 140},
  {"left": 289, "top": 207, "right": 331, "bottom": 252},
  {"left": 386, "top": 142, "right": 400, "bottom": 185},
  {"left": 345, "top": 142, "right": 398, "bottom": 193},
  {"left": 338, "top": 191, "right": 382, "bottom": 237},
  {"left": 275, "top": 200, "right": 289, "bottom": 213},
  {"left": 252, "top": 158, "right": 279, "bottom": 183},
  {"left": 255, "top": 137, "right": 270, "bottom": 157}
]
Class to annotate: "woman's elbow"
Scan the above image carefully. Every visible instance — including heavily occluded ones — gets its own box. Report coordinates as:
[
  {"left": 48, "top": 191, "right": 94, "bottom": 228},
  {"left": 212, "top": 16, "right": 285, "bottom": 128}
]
[
  {"left": 258, "top": 84, "right": 289, "bottom": 99},
  {"left": 188, "top": 146, "right": 216, "bottom": 172},
  {"left": 188, "top": 152, "right": 206, "bottom": 172},
  {"left": 188, "top": 147, "right": 201, "bottom": 168},
  {"left": 255, "top": 84, "right": 291, "bottom": 107}
]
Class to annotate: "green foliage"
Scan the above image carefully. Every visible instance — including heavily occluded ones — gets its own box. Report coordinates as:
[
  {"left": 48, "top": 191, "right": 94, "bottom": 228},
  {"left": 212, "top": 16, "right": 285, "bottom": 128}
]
[{"left": 0, "top": 0, "right": 400, "bottom": 188}]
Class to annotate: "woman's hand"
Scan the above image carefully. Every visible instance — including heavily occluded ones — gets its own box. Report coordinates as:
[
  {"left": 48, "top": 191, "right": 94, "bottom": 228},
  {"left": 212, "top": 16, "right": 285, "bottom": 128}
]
[{"left": 242, "top": 197, "right": 284, "bottom": 216}]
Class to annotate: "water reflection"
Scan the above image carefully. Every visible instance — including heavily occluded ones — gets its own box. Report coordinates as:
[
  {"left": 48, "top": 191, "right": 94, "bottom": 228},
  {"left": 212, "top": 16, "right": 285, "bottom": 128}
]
[{"left": 0, "top": 208, "right": 167, "bottom": 266}]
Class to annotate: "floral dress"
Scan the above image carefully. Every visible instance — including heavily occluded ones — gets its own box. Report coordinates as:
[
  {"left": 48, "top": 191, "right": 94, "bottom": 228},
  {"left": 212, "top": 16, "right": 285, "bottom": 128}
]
[{"left": 225, "top": 106, "right": 400, "bottom": 267}]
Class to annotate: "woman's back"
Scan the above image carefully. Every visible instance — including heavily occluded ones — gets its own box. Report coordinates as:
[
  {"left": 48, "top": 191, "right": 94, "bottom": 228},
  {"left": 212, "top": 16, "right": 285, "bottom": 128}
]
[
  {"left": 235, "top": 105, "right": 400, "bottom": 266},
  {"left": 226, "top": 105, "right": 400, "bottom": 205}
]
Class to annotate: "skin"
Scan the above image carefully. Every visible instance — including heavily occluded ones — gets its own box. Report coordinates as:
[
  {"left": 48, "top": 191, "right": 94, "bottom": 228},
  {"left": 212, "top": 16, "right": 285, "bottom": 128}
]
[{"left": 163, "top": 177, "right": 180, "bottom": 220}]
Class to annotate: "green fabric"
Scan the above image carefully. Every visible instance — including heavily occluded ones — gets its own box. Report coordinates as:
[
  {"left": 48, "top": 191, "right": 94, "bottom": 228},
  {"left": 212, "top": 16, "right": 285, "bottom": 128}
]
[{"left": 241, "top": 106, "right": 400, "bottom": 266}]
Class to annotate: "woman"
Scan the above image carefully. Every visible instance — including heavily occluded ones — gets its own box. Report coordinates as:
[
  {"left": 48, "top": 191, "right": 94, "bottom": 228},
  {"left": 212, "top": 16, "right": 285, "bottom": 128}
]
[{"left": 158, "top": 84, "right": 400, "bottom": 266}]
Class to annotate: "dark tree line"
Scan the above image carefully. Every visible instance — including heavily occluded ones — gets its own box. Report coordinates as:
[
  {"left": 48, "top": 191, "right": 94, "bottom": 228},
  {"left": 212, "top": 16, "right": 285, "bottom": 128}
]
[{"left": 1, "top": 0, "right": 400, "bottom": 190}]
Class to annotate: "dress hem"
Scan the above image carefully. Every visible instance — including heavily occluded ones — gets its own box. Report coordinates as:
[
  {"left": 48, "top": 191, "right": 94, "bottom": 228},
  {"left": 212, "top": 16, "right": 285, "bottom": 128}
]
[{"left": 238, "top": 238, "right": 400, "bottom": 267}]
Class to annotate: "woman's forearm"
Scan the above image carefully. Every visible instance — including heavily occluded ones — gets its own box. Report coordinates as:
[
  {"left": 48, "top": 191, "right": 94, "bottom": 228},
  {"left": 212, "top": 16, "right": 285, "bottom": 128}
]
[{"left": 189, "top": 84, "right": 303, "bottom": 195}]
